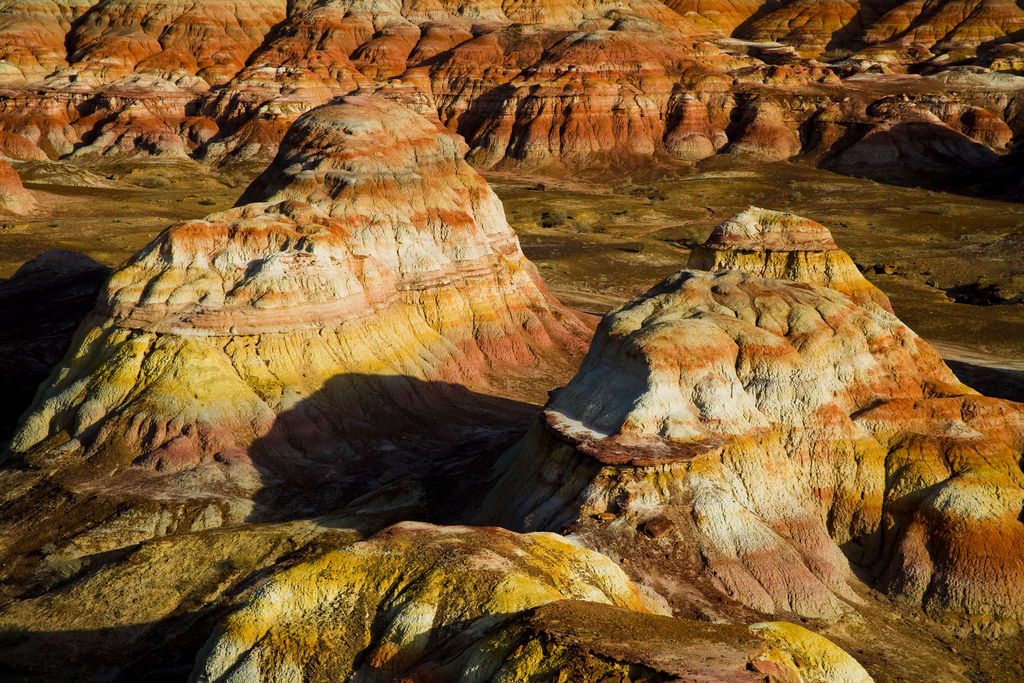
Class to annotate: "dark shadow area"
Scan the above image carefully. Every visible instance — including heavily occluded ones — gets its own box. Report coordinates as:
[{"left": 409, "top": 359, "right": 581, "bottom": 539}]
[
  {"left": 945, "top": 360, "right": 1024, "bottom": 403},
  {"left": 244, "top": 373, "right": 542, "bottom": 526},
  {"left": 0, "top": 251, "right": 109, "bottom": 447},
  {"left": 822, "top": 121, "right": 1002, "bottom": 189}
]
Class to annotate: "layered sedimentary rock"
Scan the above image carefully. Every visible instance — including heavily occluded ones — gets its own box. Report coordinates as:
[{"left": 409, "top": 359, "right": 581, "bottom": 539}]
[
  {"left": 864, "top": 0, "right": 1024, "bottom": 52},
  {"left": 0, "top": 0, "right": 1016, "bottom": 179},
  {"left": 191, "top": 522, "right": 874, "bottom": 683},
  {"left": 482, "top": 264, "right": 1024, "bottom": 631},
  {"left": 52, "top": 0, "right": 287, "bottom": 88},
  {"left": 0, "top": 0, "right": 99, "bottom": 85},
  {"left": 6, "top": 95, "right": 587, "bottom": 527},
  {"left": 0, "top": 157, "right": 35, "bottom": 214},
  {"left": 742, "top": 0, "right": 901, "bottom": 52},
  {"left": 823, "top": 97, "right": 1003, "bottom": 183},
  {"left": 443, "top": 17, "right": 738, "bottom": 171},
  {"left": 687, "top": 207, "right": 894, "bottom": 311}
]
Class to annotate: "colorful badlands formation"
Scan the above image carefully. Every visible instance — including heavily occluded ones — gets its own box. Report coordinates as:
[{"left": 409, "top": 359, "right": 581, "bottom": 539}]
[
  {"left": 0, "top": 0, "right": 1018, "bottom": 182},
  {"left": 0, "top": 1, "right": 1023, "bottom": 682}
]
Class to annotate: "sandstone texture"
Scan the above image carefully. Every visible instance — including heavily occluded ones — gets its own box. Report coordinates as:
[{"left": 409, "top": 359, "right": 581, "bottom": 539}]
[
  {"left": 688, "top": 207, "right": 894, "bottom": 311},
  {"left": 4, "top": 95, "right": 588, "bottom": 548},
  {"left": 482, "top": 262, "right": 1024, "bottom": 632}
]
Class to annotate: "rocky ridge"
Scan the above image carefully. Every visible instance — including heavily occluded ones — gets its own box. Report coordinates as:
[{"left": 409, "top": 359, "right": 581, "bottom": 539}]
[{"left": 191, "top": 522, "right": 873, "bottom": 683}]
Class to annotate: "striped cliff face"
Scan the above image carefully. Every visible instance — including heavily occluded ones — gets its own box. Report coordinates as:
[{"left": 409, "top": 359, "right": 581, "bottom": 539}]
[
  {"left": 7, "top": 95, "right": 589, "bottom": 531},
  {"left": 481, "top": 262, "right": 1024, "bottom": 632}
]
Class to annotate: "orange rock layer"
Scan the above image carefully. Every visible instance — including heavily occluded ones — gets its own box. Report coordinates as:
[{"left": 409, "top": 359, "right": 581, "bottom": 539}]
[{"left": 0, "top": 0, "right": 1015, "bottom": 178}]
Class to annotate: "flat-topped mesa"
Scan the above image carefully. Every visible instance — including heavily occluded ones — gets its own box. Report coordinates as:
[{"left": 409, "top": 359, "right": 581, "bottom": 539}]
[
  {"left": 482, "top": 268, "right": 1024, "bottom": 631},
  {"left": 687, "top": 207, "right": 893, "bottom": 312},
  {"left": 9, "top": 95, "right": 588, "bottom": 524}
]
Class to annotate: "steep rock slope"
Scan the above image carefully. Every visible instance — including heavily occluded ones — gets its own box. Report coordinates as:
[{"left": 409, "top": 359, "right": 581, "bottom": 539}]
[
  {"left": 481, "top": 263, "right": 1024, "bottom": 631},
  {"left": 3, "top": 95, "right": 588, "bottom": 548},
  {"left": 191, "top": 522, "right": 874, "bottom": 683},
  {"left": 687, "top": 207, "right": 894, "bottom": 311}
]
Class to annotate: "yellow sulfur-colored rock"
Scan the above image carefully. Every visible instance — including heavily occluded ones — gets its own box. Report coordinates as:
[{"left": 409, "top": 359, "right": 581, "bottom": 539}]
[
  {"left": 190, "top": 522, "right": 875, "bottom": 683},
  {"left": 687, "top": 207, "right": 893, "bottom": 312},
  {"left": 189, "top": 522, "right": 658, "bottom": 683},
  {"left": 750, "top": 621, "right": 873, "bottom": 683}
]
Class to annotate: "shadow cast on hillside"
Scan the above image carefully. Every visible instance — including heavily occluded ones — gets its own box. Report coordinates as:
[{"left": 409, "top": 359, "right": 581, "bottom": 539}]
[{"left": 243, "top": 373, "right": 543, "bottom": 527}]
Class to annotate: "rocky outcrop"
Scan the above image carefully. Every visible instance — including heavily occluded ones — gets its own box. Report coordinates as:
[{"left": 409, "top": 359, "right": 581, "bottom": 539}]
[
  {"left": 0, "top": 0, "right": 1015, "bottom": 178},
  {"left": 864, "top": 0, "right": 1024, "bottom": 53},
  {"left": 191, "top": 522, "right": 874, "bottom": 683},
  {"left": 742, "top": 0, "right": 899, "bottom": 52},
  {"left": 6, "top": 95, "right": 588, "bottom": 527},
  {"left": 687, "top": 207, "right": 894, "bottom": 312},
  {"left": 821, "top": 96, "right": 1003, "bottom": 183},
  {"left": 448, "top": 18, "right": 737, "bottom": 172},
  {"left": 723, "top": 95, "right": 803, "bottom": 160},
  {"left": 481, "top": 265, "right": 1024, "bottom": 632},
  {"left": 0, "top": 157, "right": 35, "bottom": 214}
]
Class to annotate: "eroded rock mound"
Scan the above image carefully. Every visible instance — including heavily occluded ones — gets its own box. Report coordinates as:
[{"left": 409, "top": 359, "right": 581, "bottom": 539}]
[
  {"left": 191, "top": 522, "right": 873, "bottom": 683},
  {"left": 5, "top": 95, "right": 588, "bottom": 537},
  {"left": 0, "top": 158, "right": 35, "bottom": 214},
  {"left": 482, "top": 267, "right": 1024, "bottom": 632},
  {"left": 687, "top": 207, "right": 893, "bottom": 312}
]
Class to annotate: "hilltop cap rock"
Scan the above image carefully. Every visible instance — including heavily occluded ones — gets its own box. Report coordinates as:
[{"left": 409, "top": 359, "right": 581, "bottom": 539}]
[
  {"left": 700, "top": 207, "right": 839, "bottom": 252},
  {"left": 688, "top": 207, "right": 892, "bottom": 312}
]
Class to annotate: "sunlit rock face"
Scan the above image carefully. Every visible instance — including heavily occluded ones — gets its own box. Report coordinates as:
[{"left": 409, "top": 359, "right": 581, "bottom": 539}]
[
  {"left": 687, "top": 207, "right": 894, "bottom": 312},
  {"left": 46, "top": 0, "right": 287, "bottom": 88},
  {"left": 0, "top": 158, "right": 35, "bottom": 214},
  {"left": 482, "top": 263, "right": 1024, "bottom": 633},
  {"left": 190, "top": 522, "right": 874, "bottom": 683},
  {"left": 7, "top": 96, "right": 588, "bottom": 529},
  {"left": 0, "top": 0, "right": 1017, "bottom": 179}
]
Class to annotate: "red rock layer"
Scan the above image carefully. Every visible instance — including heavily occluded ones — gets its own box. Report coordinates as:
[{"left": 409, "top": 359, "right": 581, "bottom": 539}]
[
  {"left": 663, "top": 0, "right": 771, "bottom": 33},
  {"left": 54, "top": 0, "right": 287, "bottom": 88},
  {"left": 0, "top": 0, "right": 1015, "bottom": 177},
  {"left": 864, "top": 0, "right": 1024, "bottom": 51},
  {"left": 741, "top": 0, "right": 903, "bottom": 51},
  {"left": 454, "top": 20, "right": 736, "bottom": 171},
  {"left": 0, "top": 0, "right": 98, "bottom": 84}
]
